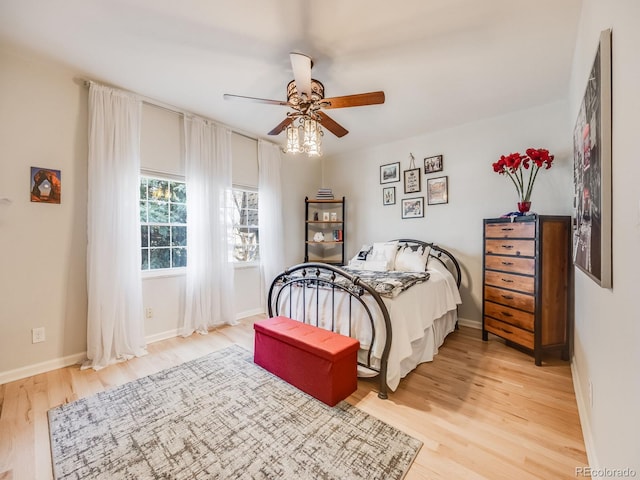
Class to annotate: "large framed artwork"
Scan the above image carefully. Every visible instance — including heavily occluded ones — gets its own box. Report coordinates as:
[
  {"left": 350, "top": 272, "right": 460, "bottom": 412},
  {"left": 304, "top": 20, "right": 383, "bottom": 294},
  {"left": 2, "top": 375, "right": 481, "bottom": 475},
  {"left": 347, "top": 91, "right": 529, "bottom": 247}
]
[{"left": 572, "top": 29, "right": 612, "bottom": 288}]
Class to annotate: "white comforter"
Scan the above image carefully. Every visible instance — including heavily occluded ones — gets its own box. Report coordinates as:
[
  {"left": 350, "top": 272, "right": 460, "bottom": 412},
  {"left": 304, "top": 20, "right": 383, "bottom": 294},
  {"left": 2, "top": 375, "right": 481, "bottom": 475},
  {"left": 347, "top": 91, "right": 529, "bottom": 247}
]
[{"left": 273, "top": 261, "right": 462, "bottom": 391}]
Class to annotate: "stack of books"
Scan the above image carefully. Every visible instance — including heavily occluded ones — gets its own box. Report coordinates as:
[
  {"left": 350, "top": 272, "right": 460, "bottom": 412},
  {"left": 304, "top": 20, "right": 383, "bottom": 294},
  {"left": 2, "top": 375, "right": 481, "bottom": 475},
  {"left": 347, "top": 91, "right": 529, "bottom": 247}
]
[{"left": 316, "top": 188, "right": 334, "bottom": 199}]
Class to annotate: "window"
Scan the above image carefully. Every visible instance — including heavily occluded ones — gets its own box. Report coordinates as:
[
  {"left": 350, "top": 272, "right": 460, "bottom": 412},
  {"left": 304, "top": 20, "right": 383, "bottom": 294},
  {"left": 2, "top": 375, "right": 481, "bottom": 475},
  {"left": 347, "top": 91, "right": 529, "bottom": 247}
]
[
  {"left": 139, "top": 175, "right": 187, "bottom": 271},
  {"left": 230, "top": 187, "right": 259, "bottom": 263}
]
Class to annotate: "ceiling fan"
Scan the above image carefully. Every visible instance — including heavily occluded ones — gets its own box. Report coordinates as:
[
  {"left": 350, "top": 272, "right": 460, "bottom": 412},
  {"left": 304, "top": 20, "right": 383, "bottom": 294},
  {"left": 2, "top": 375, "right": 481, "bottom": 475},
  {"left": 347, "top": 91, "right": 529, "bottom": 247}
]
[{"left": 223, "top": 52, "right": 385, "bottom": 146}]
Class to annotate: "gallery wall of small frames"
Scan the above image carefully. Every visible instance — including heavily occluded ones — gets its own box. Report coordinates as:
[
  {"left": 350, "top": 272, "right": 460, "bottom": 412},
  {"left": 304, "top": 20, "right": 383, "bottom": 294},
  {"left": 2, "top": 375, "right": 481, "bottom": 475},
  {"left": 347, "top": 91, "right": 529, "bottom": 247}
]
[{"left": 379, "top": 153, "right": 448, "bottom": 218}]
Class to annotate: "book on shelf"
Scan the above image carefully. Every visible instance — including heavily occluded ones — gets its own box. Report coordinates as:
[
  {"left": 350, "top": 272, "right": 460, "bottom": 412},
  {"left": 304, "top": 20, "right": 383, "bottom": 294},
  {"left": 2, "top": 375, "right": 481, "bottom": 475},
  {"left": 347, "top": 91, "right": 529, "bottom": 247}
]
[{"left": 316, "top": 188, "right": 334, "bottom": 199}]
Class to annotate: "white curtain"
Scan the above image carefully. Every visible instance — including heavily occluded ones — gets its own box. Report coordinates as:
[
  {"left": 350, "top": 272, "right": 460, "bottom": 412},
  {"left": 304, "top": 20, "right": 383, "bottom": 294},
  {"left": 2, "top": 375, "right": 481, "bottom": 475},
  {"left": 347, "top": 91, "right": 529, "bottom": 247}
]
[
  {"left": 258, "top": 139, "right": 286, "bottom": 307},
  {"left": 182, "top": 116, "right": 235, "bottom": 335},
  {"left": 85, "top": 84, "right": 146, "bottom": 370}
]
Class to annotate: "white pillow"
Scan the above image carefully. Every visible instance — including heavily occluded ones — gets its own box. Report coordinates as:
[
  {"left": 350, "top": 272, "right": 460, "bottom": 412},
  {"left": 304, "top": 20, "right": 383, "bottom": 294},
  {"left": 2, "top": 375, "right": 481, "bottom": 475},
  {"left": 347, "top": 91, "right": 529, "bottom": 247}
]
[
  {"left": 348, "top": 244, "right": 373, "bottom": 266},
  {"left": 370, "top": 241, "right": 399, "bottom": 270},
  {"left": 348, "top": 259, "right": 390, "bottom": 272},
  {"left": 395, "top": 245, "right": 430, "bottom": 272}
]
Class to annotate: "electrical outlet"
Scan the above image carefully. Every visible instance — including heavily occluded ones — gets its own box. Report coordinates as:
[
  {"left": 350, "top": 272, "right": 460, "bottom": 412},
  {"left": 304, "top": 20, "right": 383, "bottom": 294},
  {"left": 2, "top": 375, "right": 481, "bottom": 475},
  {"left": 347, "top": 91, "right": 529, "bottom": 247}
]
[
  {"left": 588, "top": 379, "right": 594, "bottom": 408},
  {"left": 145, "top": 307, "right": 153, "bottom": 319},
  {"left": 32, "top": 327, "right": 46, "bottom": 343}
]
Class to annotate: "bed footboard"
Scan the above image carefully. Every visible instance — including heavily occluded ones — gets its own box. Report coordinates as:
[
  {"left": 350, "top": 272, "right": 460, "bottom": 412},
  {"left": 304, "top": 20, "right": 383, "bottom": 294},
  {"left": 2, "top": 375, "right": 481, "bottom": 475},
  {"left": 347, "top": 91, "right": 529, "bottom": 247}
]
[{"left": 267, "top": 262, "right": 392, "bottom": 399}]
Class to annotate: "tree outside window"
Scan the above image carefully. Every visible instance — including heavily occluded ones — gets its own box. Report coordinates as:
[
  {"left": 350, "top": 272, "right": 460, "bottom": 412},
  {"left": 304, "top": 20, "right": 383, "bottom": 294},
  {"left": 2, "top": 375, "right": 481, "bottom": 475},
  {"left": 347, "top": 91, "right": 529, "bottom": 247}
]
[{"left": 140, "top": 176, "right": 187, "bottom": 270}]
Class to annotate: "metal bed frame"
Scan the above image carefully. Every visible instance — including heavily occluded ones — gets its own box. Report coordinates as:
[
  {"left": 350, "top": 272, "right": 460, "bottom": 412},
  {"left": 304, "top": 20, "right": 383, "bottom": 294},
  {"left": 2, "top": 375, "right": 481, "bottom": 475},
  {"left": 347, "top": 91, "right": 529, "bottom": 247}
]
[{"left": 267, "top": 239, "right": 461, "bottom": 399}]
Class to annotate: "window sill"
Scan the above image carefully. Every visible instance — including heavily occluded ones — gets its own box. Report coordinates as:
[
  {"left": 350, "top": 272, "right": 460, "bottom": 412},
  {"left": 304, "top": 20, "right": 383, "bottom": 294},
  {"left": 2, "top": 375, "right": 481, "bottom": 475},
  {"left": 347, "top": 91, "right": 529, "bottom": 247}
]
[
  {"left": 142, "top": 267, "right": 186, "bottom": 280},
  {"left": 234, "top": 261, "right": 260, "bottom": 270}
]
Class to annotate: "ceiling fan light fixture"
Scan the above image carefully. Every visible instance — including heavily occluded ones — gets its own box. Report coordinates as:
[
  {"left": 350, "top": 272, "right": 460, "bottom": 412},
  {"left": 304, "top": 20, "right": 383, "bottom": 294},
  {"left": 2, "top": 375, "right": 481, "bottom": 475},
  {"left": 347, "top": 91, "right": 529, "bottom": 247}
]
[
  {"left": 303, "top": 117, "right": 322, "bottom": 156},
  {"left": 283, "top": 115, "right": 323, "bottom": 157},
  {"left": 285, "top": 122, "right": 304, "bottom": 154}
]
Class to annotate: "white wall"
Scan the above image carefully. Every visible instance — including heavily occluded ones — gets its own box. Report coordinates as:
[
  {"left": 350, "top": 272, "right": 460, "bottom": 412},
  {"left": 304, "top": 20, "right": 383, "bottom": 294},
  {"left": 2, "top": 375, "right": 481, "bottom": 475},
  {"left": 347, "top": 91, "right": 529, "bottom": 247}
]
[
  {"left": 568, "top": 0, "right": 640, "bottom": 471},
  {"left": 0, "top": 46, "right": 88, "bottom": 375},
  {"left": 323, "top": 101, "right": 573, "bottom": 323},
  {"left": 0, "top": 45, "right": 315, "bottom": 382}
]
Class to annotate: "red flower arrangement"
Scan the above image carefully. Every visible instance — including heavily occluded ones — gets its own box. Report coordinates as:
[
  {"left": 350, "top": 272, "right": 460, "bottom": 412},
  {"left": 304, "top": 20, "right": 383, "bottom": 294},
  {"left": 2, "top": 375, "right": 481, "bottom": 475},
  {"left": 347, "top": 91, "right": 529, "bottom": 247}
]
[{"left": 492, "top": 148, "right": 555, "bottom": 204}]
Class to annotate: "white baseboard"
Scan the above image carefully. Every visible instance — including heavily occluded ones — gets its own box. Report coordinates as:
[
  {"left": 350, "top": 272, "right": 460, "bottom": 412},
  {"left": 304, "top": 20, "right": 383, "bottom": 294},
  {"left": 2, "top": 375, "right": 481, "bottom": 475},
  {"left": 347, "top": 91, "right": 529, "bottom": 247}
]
[
  {"left": 236, "top": 308, "right": 265, "bottom": 320},
  {"left": 571, "top": 358, "right": 598, "bottom": 469},
  {"left": 0, "top": 352, "right": 86, "bottom": 386},
  {"left": 145, "top": 329, "right": 181, "bottom": 345},
  {"left": 457, "top": 317, "right": 481, "bottom": 329}
]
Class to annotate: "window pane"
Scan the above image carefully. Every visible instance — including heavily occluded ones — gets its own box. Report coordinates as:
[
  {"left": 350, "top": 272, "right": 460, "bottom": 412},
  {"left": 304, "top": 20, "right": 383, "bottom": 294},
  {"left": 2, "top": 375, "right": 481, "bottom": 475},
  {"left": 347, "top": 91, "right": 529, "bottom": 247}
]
[
  {"left": 245, "top": 209, "right": 259, "bottom": 227},
  {"left": 140, "top": 200, "right": 148, "bottom": 223},
  {"left": 170, "top": 181, "right": 187, "bottom": 203},
  {"left": 246, "top": 191, "right": 258, "bottom": 208},
  {"left": 148, "top": 179, "right": 169, "bottom": 201},
  {"left": 170, "top": 203, "right": 187, "bottom": 224},
  {"left": 148, "top": 201, "right": 169, "bottom": 223},
  {"left": 150, "top": 225, "right": 170, "bottom": 247},
  {"left": 150, "top": 248, "right": 171, "bottom": 269},
  {"left": 172, "top": 247, "right": 187, "bottom": 267},
  {"left": 171, "top": 226, "right": 187, "bottom": 246},
  {"left": 141, "top": 248, "right": 149, "bottom": 270},
  {"left": 140, "top": 177, "right": 148, "bottom": 199},
  {"left": 141, "top": 225, "right": 149, "bottom": 247}
]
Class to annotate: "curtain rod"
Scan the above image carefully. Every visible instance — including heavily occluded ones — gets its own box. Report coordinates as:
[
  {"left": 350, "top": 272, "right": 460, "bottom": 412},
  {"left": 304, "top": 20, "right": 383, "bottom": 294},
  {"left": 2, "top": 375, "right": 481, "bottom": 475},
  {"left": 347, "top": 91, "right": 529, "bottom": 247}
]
[{"left": 78, "top": 77, "right": 258, "bottom": 142}]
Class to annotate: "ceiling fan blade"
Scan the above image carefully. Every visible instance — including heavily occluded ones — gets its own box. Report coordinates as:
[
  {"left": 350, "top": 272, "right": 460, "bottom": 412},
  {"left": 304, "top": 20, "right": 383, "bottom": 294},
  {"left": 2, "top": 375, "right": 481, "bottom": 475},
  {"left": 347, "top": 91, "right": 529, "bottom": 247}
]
[
  {"left": 268, "top": 117, "right": 294, "bottom": 136},
  {"left": 318, "top": 111, "right": 349, "bottom": 138},
  {"left": 321, "top": 91, "right": 385, "bottom": 109},
  {"left": 290, "top": 52, "right": 312, "bottom": 99},
  {"left": 223, "top": 93, "right": 289, "bottom": 107}
]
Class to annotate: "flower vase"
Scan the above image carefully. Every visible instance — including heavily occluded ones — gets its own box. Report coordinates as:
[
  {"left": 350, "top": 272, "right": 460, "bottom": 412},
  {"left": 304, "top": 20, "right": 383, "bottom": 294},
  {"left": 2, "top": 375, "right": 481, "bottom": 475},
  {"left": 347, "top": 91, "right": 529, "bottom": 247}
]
[{"left": 517, "top": 201, "right": 531, "bottom": 214}]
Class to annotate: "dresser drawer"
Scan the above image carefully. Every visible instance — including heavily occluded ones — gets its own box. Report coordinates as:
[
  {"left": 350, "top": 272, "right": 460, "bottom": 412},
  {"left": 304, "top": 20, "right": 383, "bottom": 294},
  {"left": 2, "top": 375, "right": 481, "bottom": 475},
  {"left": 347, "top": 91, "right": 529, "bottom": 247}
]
[
  {"left": 484, "top": 301, "right": 534, "bottom": 330},
  {"left": 484, "top": 285, "right": 535, "bottom": 312},
  {"left": 484, "top": 270, "right": 535, "bottom": 294},
  {"left": 484, "top": 317, "right": 534, "bottom": 350},
  {"left": 485, "top": 239, "right": 535, "bottom": 257},
  {"left": 485, "top": 222, "right": 535, "bottom": 239},
  {"left": 484, "top": 255, "right": 535, "bottom": 275}
]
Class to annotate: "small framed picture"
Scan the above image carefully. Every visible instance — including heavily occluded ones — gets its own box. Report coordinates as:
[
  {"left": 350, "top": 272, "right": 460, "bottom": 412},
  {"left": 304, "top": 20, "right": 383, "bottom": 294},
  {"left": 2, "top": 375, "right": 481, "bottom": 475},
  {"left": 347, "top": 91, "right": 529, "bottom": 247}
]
[
  {"left": 30, "top": 167, "right": 61, "bottom": 204},
  {"left": 382, "top": 186, "right": 396, "bottom": 205},
  {"left": 330, "top": 212, "right": 338, "bottom": 221},
  {"left": 427, "top": 176, "right": 448, "bottom": 205},
  {"left": 403, "top": 168, "right": 421, "bottom": 194},
  {"left": 322, "top": 212, "right": 330, "bottom": 221},
  {"left": 401, "top": 197, "right": 424, "bottom": 219},
  {"left": 380, "top": 162, "right": 400, "bottom": 184},
  {"left": 424, "top": 155, "right": 443, "bottom": 174}
]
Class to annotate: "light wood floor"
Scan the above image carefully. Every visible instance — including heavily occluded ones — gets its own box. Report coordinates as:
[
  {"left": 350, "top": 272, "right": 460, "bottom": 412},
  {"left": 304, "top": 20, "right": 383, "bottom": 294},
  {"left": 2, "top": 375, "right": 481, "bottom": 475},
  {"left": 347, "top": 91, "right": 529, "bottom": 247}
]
[{"left": 0, "top": 316, "right": 587, "bottom": 479}]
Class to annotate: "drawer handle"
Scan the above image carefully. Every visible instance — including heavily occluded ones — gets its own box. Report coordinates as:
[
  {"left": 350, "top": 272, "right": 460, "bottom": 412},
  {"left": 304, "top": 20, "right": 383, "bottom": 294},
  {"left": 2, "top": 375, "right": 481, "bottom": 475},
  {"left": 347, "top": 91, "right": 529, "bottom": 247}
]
[
  {"left": 501, "top": 278, "right": 513, "bottom": 283},
  {"left": 501, "top": 294, "right": 514, "bottom": 300},
  {"left": 501, "top": 227, "right": 514, "bottom": 231},
  {"left": 501, "top": 244, "right": 514, "bottom": 249},
  {"left": 501, "top": 311, "right": 513, "bottom": 317},
  {"left": 500, "top": 327, "right": 512, "bottom": 333},
  {"left": 501, "top": 261, "right": 514, "bottom": 266}
]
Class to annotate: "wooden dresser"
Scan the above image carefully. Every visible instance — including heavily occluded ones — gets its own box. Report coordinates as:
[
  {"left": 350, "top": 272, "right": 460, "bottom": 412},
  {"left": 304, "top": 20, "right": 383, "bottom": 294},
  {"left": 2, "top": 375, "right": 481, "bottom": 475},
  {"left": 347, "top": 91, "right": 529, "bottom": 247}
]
[{"left": 482, "top": 215, "right": 571, "bottom": 365}]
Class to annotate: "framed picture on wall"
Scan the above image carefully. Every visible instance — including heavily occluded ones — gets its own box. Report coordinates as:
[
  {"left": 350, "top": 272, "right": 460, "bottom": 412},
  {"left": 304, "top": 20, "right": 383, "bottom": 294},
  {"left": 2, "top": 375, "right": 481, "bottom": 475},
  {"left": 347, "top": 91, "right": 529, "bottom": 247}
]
[
  {"left": 572, "top": 29, "right": 612, "bottom": 288},
  {"left": 401, "top": 197, "right": 424, "bottom": 219},
  {"left": 382, "top": 186, "right": 396, "bottom": 205},
  {"left": 427, "top": 176, "right": 448, "bottom": 205},
  {"left": 403, "top": 168, "right": 421, "bottom": 193},
  {"left": 424, "top": 155, "right": 443, "bottom": 174},
  {"left": 380, "top": 162, "right": 400, "bottom": 184},
  {"left": 30, "top": 167, "right": 61, "bottom": 204}
]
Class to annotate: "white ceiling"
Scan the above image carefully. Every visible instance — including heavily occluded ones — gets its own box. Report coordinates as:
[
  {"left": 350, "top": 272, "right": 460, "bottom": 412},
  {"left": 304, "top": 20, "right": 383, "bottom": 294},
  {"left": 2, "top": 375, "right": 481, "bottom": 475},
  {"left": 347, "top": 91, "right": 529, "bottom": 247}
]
[{"left": 0, "top": 0, "right": 583, "bottom": 156}]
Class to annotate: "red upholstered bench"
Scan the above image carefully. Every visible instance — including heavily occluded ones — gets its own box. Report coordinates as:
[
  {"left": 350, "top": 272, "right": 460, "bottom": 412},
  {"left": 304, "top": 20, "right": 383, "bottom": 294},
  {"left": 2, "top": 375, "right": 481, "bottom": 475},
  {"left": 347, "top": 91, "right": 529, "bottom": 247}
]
[{"left": 253, "top": 316, "right": 360, "bottom": 406}]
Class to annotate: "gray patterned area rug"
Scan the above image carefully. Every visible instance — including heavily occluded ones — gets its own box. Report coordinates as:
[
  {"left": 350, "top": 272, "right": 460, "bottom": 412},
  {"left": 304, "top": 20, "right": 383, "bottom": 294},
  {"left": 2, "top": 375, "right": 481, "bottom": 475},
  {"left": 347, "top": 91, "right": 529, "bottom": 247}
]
[{"left": 48, "top": 344, "right": 422, "bottom": 479}]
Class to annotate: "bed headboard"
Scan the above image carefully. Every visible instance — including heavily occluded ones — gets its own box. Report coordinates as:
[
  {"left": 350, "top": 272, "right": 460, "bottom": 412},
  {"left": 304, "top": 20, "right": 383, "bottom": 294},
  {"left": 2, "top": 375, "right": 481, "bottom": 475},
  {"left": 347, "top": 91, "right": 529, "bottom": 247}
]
[{"left": 393, "top": 239, "right": 461, "bottom": 288}]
